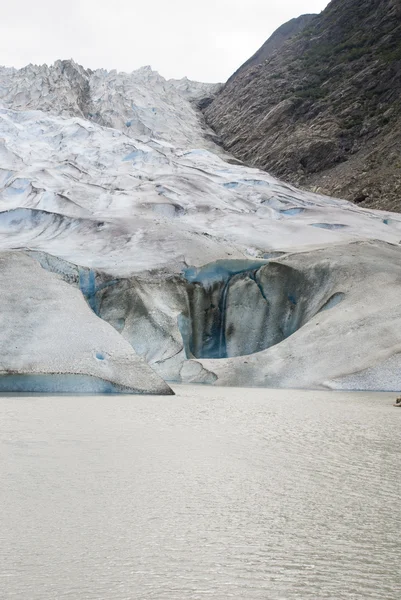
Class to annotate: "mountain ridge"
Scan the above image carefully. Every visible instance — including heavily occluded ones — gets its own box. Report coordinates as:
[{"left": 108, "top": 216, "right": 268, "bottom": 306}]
[
  {"left": 227, "top": 14, "right": 317, "bottom": 85},
  {"left": 204, "top": 0, "right": 401, "bottom": 212}
]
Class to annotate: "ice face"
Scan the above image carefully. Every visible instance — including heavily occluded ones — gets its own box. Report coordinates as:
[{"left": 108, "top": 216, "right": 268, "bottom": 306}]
[
  {"left": 1, "top": 61, "right": 401, "bottom": 391},
  {"left": 0, "top": 374, "right": 129, "bottom": 394},
  {"left": 180, "top": 242, "right": 401, "bottom": 391},
  {"left": 0, "top": 252, "right": 173, "bottom": 395}
]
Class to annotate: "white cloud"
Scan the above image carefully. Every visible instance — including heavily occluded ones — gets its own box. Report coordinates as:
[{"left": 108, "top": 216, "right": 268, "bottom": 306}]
[{"left": 0, "top": 0, "right": 330, "bottom": 81}]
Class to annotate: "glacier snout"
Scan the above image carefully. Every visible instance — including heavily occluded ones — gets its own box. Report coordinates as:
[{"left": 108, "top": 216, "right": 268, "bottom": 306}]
[
  {"left": 1, "top": 60, "right": 401, "bottom": 392},
  {"left": 0, "top": 252, "right": 173, "bottom": 394}
]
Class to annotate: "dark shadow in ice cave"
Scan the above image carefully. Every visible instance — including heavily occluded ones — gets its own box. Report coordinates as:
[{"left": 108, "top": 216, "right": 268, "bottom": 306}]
[{"left": 181, "top": 259, "right": 345, "bottom": 360}]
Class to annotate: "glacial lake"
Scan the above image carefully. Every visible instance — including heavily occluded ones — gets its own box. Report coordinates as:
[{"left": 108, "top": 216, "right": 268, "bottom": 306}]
[{"left": 1, "top": 385, "right": 400, "bottom": 600}]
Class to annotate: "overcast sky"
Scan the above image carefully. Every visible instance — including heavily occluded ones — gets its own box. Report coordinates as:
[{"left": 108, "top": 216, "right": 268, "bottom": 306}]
[{"left": 1, "top": 1, "right": 330, "bottom": 82}]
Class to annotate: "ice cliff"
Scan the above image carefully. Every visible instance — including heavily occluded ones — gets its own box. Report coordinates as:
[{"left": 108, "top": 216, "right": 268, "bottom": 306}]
[
  {"left": 0, "top": 252, "right": 172, "bottom": 394},
  {"left": 1, "top": 60, "right": 401, "bottom": 391}
]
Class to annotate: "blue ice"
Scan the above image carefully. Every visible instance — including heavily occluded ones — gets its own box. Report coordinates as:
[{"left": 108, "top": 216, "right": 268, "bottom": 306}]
[
  {"left": 238, "top": 179, "right": 269, "bottom": 187},
  {"left": 0, "top": 374, "right": 127, "bottom": 394},
  {"left": 319, "top": 292, "right": 345, "bottom": 312},
  {"left": 311, "top": 223, "right": 347, "bottom": 230},
  {"left": 184, "top": 259, "right": 268, "bottom": 285},
  {"left": 178, "top": 314, "right": 192, "bottom": 358},
  {"left": 6, "top": 178, "right": 30, "bottom": 195},
  {"left": 183, "top": 149, "right": 210, "bottom": 157},
  {"left": 122, "top": 150, "right": 146, "bottom": 162},
  {"left": 79, "top": 269, "right": 97, "bottom": 312},
  {"left": 280, "top": 208, "right": 305, "bottom": 216}
]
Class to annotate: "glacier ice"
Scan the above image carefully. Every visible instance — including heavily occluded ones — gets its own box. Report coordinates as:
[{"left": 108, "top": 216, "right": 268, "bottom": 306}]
[
  {"left": 180, "top": 242, "right": 401, "bottom": 391},
  {"left": 1, "top": 60, "right": 401, "bottom": 391},
  {"left": 0, "top": 252, "right": 172, "bottom": 394}
]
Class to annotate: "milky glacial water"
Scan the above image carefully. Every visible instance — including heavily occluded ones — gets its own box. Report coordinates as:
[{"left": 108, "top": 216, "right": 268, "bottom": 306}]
[{"left": 1, "top": 385, "right": 400, "bottom": 600}]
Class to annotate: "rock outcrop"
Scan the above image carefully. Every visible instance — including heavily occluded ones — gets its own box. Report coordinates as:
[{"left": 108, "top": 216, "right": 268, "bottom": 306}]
[
  {"left": 205, "top": 0, "right": 401, "bottom": 212},
  {"left": 227, "top": 14, "right": 316, "bottom": 84}
]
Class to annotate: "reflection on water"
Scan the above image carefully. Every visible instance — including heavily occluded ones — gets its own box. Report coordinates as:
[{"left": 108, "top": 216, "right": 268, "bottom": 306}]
[{"left": 1, "top": 386, "right": 400, "bottom": 599}]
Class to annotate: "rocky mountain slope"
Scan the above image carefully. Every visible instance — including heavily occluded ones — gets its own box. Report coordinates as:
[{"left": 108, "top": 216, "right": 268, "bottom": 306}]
[
  {"left": 2, "top": 60, "right": 401, "bottom": 391},
  {"left": 227, "top": 14, "right": 316, "bottom": 84},
  {"left": 205, "top": 0, "right": 401, "bottom": 212}
]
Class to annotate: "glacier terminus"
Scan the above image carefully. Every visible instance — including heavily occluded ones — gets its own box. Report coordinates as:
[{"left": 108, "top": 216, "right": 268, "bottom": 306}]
[{"left": 1, "top": 60, "right": 401, "bottom": 392}]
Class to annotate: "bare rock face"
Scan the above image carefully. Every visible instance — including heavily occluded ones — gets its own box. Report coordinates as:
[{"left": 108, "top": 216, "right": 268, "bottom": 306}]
[
  {"left": 205, "top": 0, "right": 401, "bottom": 212},
  {"left": 227, "top": 14, "right": 316, "bottom": 84}
]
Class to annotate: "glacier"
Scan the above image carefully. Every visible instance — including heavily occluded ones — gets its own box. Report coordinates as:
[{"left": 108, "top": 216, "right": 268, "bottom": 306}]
[
  {"left": 0, "top": 252, "right": 172, "bottom": 394},
  {"left": 1, "top": 59, "right": 401, "bottom": 391}
]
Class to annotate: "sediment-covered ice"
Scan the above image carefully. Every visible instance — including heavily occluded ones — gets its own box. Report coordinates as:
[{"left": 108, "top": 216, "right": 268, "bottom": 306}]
[
  {"left": 180, "top": 242, "right": 401, "bottom": 390},
  {"left": 0, "top": 252, "right": 172, "bottom": 394},
  {"left": 1, "top": 60, "right": 401, "bottom": 391}
]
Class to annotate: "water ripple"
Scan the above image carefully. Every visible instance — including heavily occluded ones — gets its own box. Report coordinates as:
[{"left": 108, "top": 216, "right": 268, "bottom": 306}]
[{"left": 0, "top": 386, "right": 400, "bottom": 599}]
